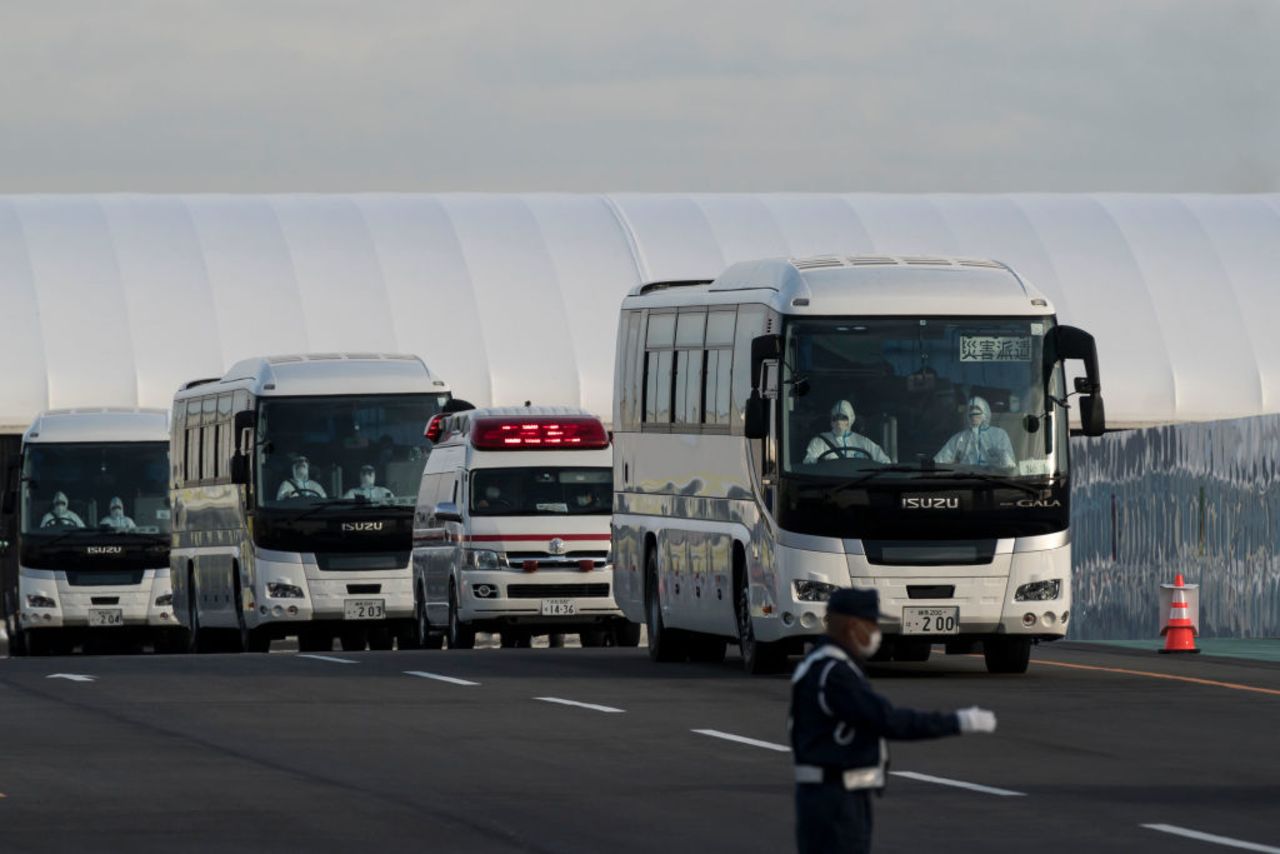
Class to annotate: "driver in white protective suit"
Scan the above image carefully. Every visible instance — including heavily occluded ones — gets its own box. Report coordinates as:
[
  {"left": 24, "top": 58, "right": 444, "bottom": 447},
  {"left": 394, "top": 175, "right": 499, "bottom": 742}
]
[
  {"left": 40, "top": 491, "right": 86, "bottom": 528},
  {"left": 343, "top": 465, "right": 394, "bottom": 502},
  {"left": 277, "top": 455, "right": 328, "bottom": 500},
  {"left": 99, "top": 496, "right": 137, "bottom": 532},
  {"left": 802, "top": 400, "right": 891, "bottom": 464},
  {"left": 934, "top": 396, "right": 1016, "bottom": 469}
]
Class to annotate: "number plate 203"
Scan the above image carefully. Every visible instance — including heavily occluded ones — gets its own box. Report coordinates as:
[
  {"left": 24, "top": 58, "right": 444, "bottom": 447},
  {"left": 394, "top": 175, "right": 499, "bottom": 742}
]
[
  {"left": 344, "top": 599, "right": 386, "bottom": 620},
  {"left": 902, "top": 606, "right": 959, "bottom": 635}
]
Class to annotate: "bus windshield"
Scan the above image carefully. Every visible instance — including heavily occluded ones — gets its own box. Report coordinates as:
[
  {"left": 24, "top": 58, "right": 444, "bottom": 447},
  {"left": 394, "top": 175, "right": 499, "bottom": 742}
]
[
  {"left": 470, "top": 467, "right": 612, "bottom": 516},
  {"left": 781, "top": 316, "right": 1068, "bottom": 479},
  {"left": 21, "top": 442, "right": 171, "bottom": 536},
  {"left": 257, "top": 394, "right": 444, "bottom": 509}
]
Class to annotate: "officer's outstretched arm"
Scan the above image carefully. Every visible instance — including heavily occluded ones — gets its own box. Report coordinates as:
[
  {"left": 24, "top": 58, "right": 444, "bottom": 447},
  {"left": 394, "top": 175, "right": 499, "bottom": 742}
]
[{"left": 824, "top": 666, "right": 961, "bottom": 741}]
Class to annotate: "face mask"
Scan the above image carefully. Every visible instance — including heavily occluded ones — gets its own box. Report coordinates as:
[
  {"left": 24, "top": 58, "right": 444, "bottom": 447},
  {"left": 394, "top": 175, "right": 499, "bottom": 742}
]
[
  {"left": 854, "top": 628, "right": 882, "bottom": 658},
  {"left": 361, "top": 473, "right": 375, "bottom": 487}
]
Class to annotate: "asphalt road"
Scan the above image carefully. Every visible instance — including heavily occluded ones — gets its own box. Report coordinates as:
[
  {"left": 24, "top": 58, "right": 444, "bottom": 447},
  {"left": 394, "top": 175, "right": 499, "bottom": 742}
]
[{"left": 1, "top": 641, "right": 1278, "bottom": 854}]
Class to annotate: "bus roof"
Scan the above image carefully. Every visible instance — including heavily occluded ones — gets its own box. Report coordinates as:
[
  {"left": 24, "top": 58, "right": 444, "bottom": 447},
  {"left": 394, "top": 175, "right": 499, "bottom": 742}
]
[
  {"left": 173, "top": 352, "right": 449, "bottom": 400},
  {"left": 626, "top": 256, "right": 1054, "bottom": 317},
  {"left": 24, "top": 408, "right": 170, "bottom": 444}
]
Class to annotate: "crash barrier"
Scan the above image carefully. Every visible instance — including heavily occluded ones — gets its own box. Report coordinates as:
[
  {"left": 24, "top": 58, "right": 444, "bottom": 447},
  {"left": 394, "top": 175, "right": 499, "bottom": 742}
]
[{"left": 1072, "top": 412, "right": 1280, "bottom": 640}]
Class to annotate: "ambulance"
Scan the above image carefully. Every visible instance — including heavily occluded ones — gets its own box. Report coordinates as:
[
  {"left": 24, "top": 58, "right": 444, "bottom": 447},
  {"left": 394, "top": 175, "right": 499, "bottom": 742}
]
[{"left": 411, "top": 406, "right": 638, "bottom": 649}]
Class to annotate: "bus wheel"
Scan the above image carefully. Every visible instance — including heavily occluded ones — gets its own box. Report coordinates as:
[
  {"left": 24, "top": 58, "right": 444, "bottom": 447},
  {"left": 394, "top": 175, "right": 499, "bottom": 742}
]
[
  {"left": 688, "top": 634, "right": 727, "bottom": 664},
  {"left": 612, "top": 621, "right": 642, "bottom": 648},
  {"left": 645, "top": 549, "right": 688, "bottom": 662},
  {"left": 983, "top": 637, "right": 1031, "bottom": 674},
  {"left": 187, "top": 573, "right": 209, "bottom": 655},
  {"left": 25, "top": 630, "right": 52, "bottom": 656},
  {"left": 736, "top": 579, "right": 785, "bottom": 675},
  {"left": 447, "top": 585, "right": 475, "bottom": 650},
  {"left": 298, "top": 629, "right": 332, "bottom": 652}
]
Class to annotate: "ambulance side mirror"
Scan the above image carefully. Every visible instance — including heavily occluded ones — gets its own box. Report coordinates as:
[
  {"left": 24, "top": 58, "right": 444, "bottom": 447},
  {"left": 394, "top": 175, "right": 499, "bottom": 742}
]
[{"left": 433, "top": 502, "right": 462, "bottom": 524}]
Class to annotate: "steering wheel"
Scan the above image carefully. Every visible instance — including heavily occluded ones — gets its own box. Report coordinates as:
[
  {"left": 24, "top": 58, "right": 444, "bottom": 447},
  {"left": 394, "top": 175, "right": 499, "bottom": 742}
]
[
  {"left": 42, "top": 516, "right": 80, "bottom": 528},
  {"left": 286, "top": 488, "right": 324, "bottom": 499},
  {"left": 816, "top": 446, "right": 873, "bottom": 462}
]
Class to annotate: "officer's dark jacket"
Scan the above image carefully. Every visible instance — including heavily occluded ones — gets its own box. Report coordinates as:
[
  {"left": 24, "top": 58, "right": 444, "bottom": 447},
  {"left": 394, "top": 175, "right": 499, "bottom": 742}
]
[{"left": 789, "top": 638, "right": 959, "bottom": 789}]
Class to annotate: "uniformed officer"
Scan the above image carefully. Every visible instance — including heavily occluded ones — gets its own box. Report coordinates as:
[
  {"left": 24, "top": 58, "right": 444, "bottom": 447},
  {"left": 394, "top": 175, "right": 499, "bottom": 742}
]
[{"left": 789, "top": 588, "right": 997, "bottom": 853}]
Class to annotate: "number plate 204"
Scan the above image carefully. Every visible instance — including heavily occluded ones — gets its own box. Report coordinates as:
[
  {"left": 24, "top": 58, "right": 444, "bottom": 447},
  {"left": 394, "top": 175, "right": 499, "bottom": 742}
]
[
  {"left": 88, "top": 609, "right": 124, "bottom": 627},
  {"left": 902, "top": 606, "right": 959, "bottom": 635}
]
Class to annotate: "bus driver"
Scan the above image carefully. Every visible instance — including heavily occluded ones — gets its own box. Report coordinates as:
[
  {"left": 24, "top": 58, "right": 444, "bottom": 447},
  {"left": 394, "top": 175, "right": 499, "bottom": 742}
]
[
  {"left": 934, "top": 396, "right": 1016, "bottom": 470},
  {"left": 277, "top": 455, "right": 328, "bottom": 500},
  {"left": 803, "top": 400, "right": 891, "bottom": 465}
]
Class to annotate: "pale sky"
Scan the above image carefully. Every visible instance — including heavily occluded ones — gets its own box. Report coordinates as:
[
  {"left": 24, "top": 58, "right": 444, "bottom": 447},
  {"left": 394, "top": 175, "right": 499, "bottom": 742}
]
[{"left": 0, "top": 0, "right": 1276, "bottom": 192}]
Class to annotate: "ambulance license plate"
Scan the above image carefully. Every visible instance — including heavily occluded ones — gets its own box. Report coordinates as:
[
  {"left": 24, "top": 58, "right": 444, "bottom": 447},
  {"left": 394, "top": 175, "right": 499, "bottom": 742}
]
[
  {"left": 902, "top": 606, "right": 959, "bottom": 634},
  {"left": 344, "top": 599, "right": 385, "bottom": 620},
  {"left": 88, "top": 609, "right": 124, "bottom": 627},
  {"left": 540, "top": 599, "right": 577, "bottom": 616}
]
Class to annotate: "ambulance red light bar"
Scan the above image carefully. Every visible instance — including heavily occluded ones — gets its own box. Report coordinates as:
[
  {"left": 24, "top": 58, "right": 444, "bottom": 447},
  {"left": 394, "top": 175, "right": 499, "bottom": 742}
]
[{"left": 470, "top": 416, "right": 609, "bottom": 450}]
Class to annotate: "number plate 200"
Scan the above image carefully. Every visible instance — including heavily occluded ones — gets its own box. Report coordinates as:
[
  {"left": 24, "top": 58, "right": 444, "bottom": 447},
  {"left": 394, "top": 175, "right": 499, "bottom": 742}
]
[{"left": 902, "top": 606, "right": 959, "bottom": 635}]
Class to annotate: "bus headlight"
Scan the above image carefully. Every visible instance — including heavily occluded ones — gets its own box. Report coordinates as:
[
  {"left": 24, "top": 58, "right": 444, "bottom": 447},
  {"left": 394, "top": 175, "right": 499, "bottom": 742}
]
[
  {"left": 267, "top": 581, "right": 304, "bottom": 599},
  {"left": 154, "top": 593, "right": 173, "bottom": 607},
  {"left": 26, "top": 593, "right": 56, "bottom": 609},
  {"left": 794, "top": 580, "right": 840, "bottom": 602},
  {"left": 1015, "top": 579, "right": 1061, "bottom": 601},
  {"left": 463, "top": 549, "right": 503, "bottom": 570}
]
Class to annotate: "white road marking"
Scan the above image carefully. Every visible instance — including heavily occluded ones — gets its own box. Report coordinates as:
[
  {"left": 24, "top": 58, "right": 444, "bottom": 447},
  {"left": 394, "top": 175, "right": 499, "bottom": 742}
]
[
  {"left": 692, "top": 729, "right": 791, "bottom": 752},
  {"left": 535, "top": 697, "right": 625, "bottom": 714},
  {"left": 297, "top": 654, "right": 358, "bottom": 664},
  {"left": 1142, "top": 824, "right": 1280, "bottom": 853},
  {"left": 46, "top": 673, "right": 96, "bottom": 683},
  {"left": 404, "top": 671, "right": 480, "bottom": 686},
  {"left": 890, "top": 771, "right": 1026, "bottom": 797}
]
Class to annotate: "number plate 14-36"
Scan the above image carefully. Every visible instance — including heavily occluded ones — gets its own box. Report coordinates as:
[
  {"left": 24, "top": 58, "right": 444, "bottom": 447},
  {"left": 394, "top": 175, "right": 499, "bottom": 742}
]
[{"left": 902, "top": 606, "right": 959, "bottom": 635}]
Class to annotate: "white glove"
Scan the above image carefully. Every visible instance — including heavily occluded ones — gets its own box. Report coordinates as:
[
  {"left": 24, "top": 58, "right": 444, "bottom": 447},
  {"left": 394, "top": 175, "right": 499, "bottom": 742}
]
[{"left": 956, "top": 706, "right": 997, "bottom": 734}]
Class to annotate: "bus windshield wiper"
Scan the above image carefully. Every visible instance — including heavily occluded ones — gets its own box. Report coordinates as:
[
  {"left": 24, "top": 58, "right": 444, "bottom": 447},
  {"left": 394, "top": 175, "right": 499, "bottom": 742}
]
[
  {"left": 824, "top": 465, "right": 958, "bottom": 496},
  {"left": 37, "top": 527, "right": 100, "bottom": 550},
  {"left": 284, "top": 496, "right": 395, "bottom": 525},
  {"left": 929, "top": 471, "right": 1048, "bottom": 498}
]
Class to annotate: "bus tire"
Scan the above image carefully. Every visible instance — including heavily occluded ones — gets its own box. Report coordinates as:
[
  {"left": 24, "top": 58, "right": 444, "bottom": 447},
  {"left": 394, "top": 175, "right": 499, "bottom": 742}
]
[
  {"left": 187, "top": 569, "right": 213, "bottom": 654},
  {"left": 25, "top": 629, "right": 52, "bottom": 656},
  {"left": 612, "top": 621, "right": 642, "bottom": 648},
  {"left": 736, "top": 575, "right": 786, "bottom": 675},
  {"left": 297, "top": 629, "right": 332, "bottom": 652},
  {"left": 645, "top": 548, "right": 688, "bottom": 663},
  {"left": 984, "top": 637, "right": 1031, "bottom": 674},
  {"left": 447, "top": 584, "right": 475, "bottom": 650},
  {"left": 412, "top": 586, "right": 443, "bottom": 650}
]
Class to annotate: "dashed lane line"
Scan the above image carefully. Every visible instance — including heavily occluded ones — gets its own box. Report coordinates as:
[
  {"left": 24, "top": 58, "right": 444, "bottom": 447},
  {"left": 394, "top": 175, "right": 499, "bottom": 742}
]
[
  {"left": 692, "top": 730, "right": 1025, "bottom": 798},
  {"left": 1033, "top": 659, "right": 1280, "bottom": 698},
  {"left": 890, "top": 771, "right": 1025, "bottom": 797},
  {"left": 691, "top": 729, "right": 790, "bottom": 752},
  {"left": 404, "top": 671, "right": 480, "bottom": 686},
  {"left": 534, "top": 697, "right": 625, "bottom": 714},
  {"left": 1142, "top": 823, "right": 1280, "bottom": 853},
  {"left": 296, "top": 654, "right": 358, "bottom": 665}
]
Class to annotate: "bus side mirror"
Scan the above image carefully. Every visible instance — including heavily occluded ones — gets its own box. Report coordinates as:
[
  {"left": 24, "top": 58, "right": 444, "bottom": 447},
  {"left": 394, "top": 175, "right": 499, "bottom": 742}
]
[
  {"left": 1078, "top": 395, "right": 1106, "bottom": 437},
  {"left": 750, "top": 334, "right": 781, "bottom": 389},
  {"left": 744, "top": 391, "right": 770, "bottom": 439},
  {"left": 230, "top": 453, "right": 251, "bottom": 485},
  {"left": 1051, "top": 325, "right": 1106, "bottom": 435}
]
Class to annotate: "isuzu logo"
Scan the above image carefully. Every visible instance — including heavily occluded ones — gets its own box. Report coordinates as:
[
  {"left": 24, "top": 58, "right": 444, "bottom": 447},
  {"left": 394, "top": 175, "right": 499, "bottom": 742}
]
[
  {"left": 548, "top": 538, "right": 566, "bottom": 555},
  {"left": 86, "top": 545, "right": 124, "bottom": 555},
  {"left": 341, "top": 521, "right": 384, "bottom": 532},
  {"left": 901, "top": 496, "right": 959, "bottom": 510}
]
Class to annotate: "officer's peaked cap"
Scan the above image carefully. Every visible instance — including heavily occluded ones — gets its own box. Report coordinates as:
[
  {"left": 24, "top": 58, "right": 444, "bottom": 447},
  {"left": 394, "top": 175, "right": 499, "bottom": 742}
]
[{"left": 827, "top": 587, "right": 882, "bottom": 621}]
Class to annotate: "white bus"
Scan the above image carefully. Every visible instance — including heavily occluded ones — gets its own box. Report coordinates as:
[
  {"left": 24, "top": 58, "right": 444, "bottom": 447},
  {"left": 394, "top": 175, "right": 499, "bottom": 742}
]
[
  {"left": 170, "top": 353, "right": 452, "bottom": 653},
  {"left": 2, "top": 408, "right": 176, "bottom": 655},
  {"left": 611, "top": 256, "right": 1105, "bottom": 674}
]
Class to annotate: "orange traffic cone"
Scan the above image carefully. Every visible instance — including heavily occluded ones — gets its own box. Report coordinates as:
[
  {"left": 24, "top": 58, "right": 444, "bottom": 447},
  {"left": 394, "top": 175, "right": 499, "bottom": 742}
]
[{"left": 1159, "top": 574, "right": 1199, "bottom": 654}]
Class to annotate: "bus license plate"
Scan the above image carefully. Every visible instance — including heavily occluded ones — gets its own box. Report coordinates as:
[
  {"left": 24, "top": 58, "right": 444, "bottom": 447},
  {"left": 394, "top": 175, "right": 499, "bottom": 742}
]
[
  {"left": 540, "top": 599, "right": 577, "bottom": 616},
  {"left": 88, "top": 609, "right": 124, "bottom": 627},
  {"left": 902, "top": 606, "right": 959, "bottom": 635},
  {"left": 344, "top": 599, "right": 385, "bottom": 620}
]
